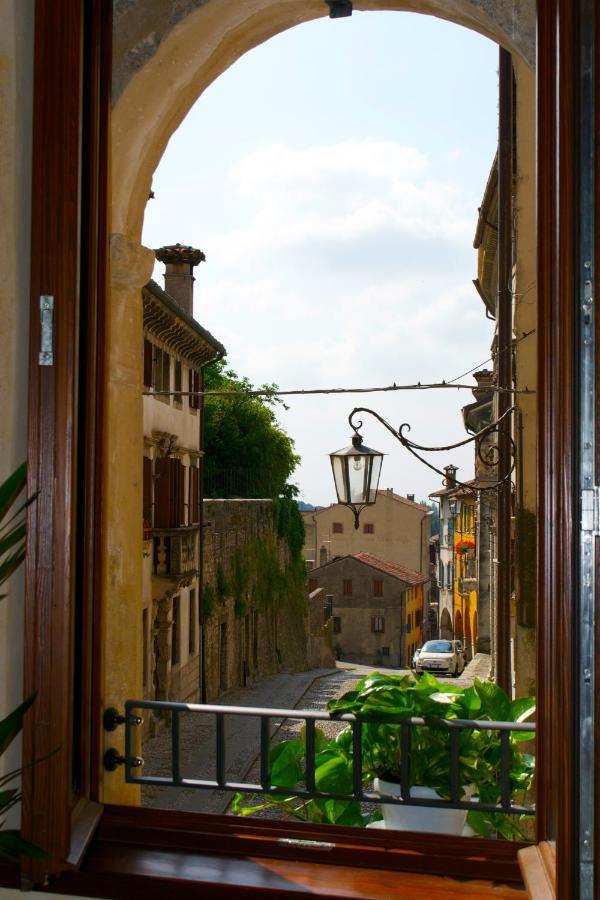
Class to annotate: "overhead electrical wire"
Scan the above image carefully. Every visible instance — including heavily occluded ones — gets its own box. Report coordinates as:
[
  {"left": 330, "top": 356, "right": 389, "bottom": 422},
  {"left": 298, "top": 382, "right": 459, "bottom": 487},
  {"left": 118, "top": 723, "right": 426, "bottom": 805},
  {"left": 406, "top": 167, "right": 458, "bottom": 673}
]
[{"left": 142, "top": 328, "right": 537, "bottom": 399}]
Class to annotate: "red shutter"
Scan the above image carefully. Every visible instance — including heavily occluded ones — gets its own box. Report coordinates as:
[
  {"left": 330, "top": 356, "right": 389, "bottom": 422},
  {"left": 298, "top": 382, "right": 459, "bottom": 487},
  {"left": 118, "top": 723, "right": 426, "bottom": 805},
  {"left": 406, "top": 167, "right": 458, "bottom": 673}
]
[
  {"left": 176, "top": 460, "right": 185, "bottom": 525},
  {"left": 143, "top": 339, "right": 153, "bottom": 388}
]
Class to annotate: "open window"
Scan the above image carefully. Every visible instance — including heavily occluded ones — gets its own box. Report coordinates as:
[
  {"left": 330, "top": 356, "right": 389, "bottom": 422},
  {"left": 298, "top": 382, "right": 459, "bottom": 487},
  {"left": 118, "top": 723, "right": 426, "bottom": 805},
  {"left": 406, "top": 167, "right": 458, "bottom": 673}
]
[{"left": 12, "top": 1, "right": 598, "bottom": 897}]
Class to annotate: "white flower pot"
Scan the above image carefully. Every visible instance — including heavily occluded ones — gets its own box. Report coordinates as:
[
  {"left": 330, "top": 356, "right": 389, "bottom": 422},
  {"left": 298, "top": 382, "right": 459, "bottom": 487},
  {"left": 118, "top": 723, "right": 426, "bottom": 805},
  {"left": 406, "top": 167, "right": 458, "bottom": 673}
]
[{"left": 372, "top": 779, "right": 472, "bottom": 835}]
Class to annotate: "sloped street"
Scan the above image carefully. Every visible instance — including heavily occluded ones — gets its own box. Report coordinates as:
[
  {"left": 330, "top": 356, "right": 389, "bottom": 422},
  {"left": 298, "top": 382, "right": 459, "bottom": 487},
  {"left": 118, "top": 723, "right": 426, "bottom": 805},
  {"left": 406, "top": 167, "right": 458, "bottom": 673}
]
[{"left": 142, "top": 655, "right": 491, "bottom": 815}]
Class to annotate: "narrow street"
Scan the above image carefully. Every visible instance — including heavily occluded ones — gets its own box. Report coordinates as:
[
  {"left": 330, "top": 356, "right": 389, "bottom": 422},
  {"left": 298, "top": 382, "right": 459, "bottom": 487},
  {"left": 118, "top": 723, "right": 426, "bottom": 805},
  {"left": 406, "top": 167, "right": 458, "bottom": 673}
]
[{"left": 142, "top": 656, "right": 491, "bottom": 815}]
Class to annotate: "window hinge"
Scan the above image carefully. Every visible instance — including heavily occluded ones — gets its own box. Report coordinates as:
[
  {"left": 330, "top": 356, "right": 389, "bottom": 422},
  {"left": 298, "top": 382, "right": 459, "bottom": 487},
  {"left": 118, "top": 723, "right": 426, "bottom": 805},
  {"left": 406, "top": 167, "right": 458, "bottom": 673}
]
[
  {"left": 581, "top": 487, "right": 600, "bottom": 534},
  {"left": 38, "top": 295, "right": 54, "bottom": 366}
]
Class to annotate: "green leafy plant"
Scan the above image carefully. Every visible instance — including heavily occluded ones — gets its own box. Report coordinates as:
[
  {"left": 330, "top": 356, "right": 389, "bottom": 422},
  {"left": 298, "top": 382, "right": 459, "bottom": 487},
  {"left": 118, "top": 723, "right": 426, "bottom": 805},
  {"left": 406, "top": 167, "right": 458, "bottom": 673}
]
[
  {"left": 0, "top": 464, "right": 47, "bottom": 861},
  {"left": 231, "top": 725, "right": 371, "bottom": 827},
  {"left": 232, "top": 672, "right": 535, "bottom": 839},
  {"left": 328, "top": 671, "right": 535, "bottom": 839}
]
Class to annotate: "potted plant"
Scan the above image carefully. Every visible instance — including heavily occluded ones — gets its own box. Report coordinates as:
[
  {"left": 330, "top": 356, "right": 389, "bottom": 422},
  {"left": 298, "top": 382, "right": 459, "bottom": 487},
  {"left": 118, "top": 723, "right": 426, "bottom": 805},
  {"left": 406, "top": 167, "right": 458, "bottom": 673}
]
[
  {"left": 232, "top": 671, "right": 535, "bottom": 840},
  {"left": 327, "top": 671, "right": 535, "bottom": 838}
]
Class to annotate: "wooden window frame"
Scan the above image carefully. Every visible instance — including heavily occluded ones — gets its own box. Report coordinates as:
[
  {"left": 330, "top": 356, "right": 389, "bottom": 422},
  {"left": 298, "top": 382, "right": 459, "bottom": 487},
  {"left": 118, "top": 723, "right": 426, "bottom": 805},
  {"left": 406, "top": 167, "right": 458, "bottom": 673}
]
[
  {"left": 342, "top": 578, "right": 352, "bottom": 596},
  {"left": 11, "top": 0, "right": 595, "bottom": 895},
  {"left": 373, "top": 578, "right": 384, "bottom": 597}
]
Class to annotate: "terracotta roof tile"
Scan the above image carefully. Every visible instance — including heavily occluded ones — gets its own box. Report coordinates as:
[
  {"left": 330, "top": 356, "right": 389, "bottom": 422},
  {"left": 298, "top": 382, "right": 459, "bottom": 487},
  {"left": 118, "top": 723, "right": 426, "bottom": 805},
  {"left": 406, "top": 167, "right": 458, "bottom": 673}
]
[{"left": 353, "top": 552, "right": 428, "bottom": 586}]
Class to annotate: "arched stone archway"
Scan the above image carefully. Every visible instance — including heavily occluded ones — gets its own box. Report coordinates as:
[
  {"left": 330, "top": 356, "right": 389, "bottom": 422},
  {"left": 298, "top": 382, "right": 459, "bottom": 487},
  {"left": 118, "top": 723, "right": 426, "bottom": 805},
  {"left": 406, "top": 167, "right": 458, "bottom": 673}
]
[
  {"left": 101, "top": 0, "right": 537, "bottom": 802},
  {"left": 440, "top": 607, "right": 452, "bottom": 639},
  {"left": 454, "top": 609, "right": 464, "bottom": 642},
  {"left": 111, "top": 0, "right": 535, "bottom": 242}
]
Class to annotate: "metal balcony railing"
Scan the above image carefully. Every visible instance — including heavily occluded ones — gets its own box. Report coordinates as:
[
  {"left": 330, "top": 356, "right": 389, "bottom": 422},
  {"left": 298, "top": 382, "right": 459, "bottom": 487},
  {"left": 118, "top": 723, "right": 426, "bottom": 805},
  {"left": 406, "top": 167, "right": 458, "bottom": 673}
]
[{"left": 110, "top": 699, "right": 536, "bottom": 817}]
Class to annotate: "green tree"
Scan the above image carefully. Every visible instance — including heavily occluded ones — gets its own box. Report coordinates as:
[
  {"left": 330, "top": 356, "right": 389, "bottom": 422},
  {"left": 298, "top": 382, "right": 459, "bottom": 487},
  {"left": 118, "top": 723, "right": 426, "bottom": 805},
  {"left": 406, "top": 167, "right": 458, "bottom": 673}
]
[{"left": 203, "top": 358, "right": 300, "bottom": 499}]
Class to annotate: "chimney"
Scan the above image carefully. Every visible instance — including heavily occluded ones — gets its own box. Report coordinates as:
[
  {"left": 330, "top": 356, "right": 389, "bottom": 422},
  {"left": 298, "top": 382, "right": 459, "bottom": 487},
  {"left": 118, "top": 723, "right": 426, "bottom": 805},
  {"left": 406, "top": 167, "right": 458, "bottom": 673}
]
[
  {"left": 471, "top": 368, "right": 494, "bottom": 400},
  {"left": 406, "top": 493, "right": 415, "bottom": 502},
  {"left": 155, "top": 243, "right": 206, "bottom": 317},
  {"left": 443, "top": 465, "right": 458, "bottom": 487}
]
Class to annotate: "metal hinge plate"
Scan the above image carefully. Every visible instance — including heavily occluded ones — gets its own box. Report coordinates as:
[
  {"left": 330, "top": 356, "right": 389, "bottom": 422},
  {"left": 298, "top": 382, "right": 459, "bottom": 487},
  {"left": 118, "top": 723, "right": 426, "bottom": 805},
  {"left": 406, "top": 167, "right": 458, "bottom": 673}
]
[
  {"left": 38, "top": 295, "right": 54, "bottom": 366},
  {"left": 581, "top": 487, "right": 600, "bottom": 534}
]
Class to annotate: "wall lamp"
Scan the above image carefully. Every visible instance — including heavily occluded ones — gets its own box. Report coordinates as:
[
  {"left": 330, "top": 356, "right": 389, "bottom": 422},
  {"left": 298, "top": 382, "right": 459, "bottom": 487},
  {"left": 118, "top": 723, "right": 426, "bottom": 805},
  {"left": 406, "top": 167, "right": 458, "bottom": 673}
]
[{"left": 330, "top": 406, "right": 516, "bottom": 528}]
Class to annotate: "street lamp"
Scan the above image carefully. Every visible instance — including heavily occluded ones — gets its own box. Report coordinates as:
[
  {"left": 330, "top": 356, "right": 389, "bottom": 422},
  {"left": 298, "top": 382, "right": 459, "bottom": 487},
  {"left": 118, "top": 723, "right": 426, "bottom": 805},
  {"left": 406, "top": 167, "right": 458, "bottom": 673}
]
[
  {"left": 329, "top": 431, "right": 384, "bottom": 530},
  {"left": 330, "top": 405, "right": 517, "bottom": 529}
]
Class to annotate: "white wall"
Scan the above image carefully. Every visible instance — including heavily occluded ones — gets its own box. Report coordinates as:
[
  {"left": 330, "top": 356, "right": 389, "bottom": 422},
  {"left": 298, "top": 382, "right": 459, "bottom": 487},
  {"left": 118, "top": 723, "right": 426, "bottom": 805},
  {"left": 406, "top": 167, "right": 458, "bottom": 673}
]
[{"left": 0, "top": 0, "right": 35, "bottom": 817}]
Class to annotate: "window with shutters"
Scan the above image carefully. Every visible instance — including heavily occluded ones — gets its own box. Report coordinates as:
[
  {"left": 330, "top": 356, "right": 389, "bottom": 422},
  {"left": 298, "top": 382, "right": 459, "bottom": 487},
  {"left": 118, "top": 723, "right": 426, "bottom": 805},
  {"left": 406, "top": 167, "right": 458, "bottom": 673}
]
[
  {"left": 154, "top": 457, "right": 185, "bottom": 528},
  {"left": 174, "top": 359, "right": 182, "bottom": 405},
  {"left": 371, "top": 616, "right": 385, "bottom": 634},
  {"left": 188, "top": 368, "right": 200, "bottom": 410},
  {"left": 332, "top": 522, "right": 343, "bottom": 533},
  {"left": 308, "top": 577, "right": 317, "bottom": 593},
  {"left": 151, "top": 346, "right": 171, "bottom": 399},
  {"left": 373, "top": 579, "right": 383, "bottom": 597},
  {"left": 363, "top": 522, "right": 374, "bottom": 534},
  {"left": 342, "top": 578, "right": 352, "bottom": 596},
  {"left": 189, "top": 465, "right": 199, "bottom": 524},
  {"left": 143, "top": 338, "right": 153, "bottom": 388}
]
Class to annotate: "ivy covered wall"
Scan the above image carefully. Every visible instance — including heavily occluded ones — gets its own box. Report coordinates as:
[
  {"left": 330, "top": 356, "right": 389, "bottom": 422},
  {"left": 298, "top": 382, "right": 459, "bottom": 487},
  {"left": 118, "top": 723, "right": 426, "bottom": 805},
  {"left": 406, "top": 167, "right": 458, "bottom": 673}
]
[{"left": 202, "top": 498, "right": 308, "bottom": 701}]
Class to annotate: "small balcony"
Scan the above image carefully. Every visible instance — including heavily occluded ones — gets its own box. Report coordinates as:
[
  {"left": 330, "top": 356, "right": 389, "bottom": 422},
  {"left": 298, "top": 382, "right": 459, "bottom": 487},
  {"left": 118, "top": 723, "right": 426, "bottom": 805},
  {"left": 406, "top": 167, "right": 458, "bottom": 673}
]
[{"left": 152, "top": 525, "right": 198, "bottom": 578}]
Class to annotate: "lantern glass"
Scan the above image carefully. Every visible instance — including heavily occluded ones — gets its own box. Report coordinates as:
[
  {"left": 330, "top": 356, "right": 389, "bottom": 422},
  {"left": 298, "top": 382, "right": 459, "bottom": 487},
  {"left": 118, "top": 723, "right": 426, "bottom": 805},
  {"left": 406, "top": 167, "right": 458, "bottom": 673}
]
[{"left": 329, "top": 435, "right": 384, "bottom": 507}]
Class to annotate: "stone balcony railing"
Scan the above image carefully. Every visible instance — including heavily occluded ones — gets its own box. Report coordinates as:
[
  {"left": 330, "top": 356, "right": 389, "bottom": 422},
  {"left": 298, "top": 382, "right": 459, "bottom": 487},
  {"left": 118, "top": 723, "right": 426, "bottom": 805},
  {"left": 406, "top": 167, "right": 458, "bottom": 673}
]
[{"left": 152, "top": 526, "right": 198, "bottom": 578}]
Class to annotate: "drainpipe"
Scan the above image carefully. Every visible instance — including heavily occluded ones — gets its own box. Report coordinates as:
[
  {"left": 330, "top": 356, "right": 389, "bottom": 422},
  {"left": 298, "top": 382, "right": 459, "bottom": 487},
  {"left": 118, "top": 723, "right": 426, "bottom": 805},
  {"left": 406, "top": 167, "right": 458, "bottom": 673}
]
[{"left": 496, "top": 47, "right": 514, "bottom": 694}]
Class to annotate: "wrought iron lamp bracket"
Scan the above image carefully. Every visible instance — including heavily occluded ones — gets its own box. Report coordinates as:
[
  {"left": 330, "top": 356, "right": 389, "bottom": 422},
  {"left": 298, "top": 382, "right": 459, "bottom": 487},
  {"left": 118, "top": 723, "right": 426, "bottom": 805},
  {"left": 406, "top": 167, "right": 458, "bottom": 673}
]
[{"left": 348, "top": 405, "right": 516, "bottom": 496}]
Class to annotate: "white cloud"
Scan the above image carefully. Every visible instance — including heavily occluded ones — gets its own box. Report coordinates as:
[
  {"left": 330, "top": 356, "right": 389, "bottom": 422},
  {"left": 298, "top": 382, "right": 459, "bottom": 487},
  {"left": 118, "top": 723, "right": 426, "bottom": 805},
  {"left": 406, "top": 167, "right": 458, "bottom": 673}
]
[
  {"left": 205, "top": 139, "right": 475, "bottom": 268},
  {"left": 180, "top": 138, "right": 494, "bottom": 501}
]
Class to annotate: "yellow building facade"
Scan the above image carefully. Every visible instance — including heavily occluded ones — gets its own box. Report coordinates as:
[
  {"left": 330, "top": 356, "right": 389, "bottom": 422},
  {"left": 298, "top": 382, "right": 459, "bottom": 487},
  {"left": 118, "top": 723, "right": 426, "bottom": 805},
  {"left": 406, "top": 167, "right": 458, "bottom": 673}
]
[{"left": 452, "top": 495, "right": 478, "bottom": 661}]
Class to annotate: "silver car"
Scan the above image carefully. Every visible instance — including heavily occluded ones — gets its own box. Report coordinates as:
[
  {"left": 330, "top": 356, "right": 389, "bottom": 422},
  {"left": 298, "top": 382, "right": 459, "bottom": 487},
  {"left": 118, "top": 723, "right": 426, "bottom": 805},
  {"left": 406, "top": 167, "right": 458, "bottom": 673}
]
[{"left": 415, "top": 639, "right": 466, "bottom": 678}]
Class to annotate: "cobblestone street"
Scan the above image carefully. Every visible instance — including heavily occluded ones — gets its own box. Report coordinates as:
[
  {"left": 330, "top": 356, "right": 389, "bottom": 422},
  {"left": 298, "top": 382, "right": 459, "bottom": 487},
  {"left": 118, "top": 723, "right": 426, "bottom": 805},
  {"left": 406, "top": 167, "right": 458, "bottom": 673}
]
[{"left": 141, "top": 655, "right": 491, "bottom": 816}]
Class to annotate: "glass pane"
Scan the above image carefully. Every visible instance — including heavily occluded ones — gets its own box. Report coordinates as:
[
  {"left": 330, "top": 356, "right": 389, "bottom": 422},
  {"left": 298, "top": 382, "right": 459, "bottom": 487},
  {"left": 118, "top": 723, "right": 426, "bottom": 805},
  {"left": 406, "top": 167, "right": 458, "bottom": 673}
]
[
  {"left": 331, "top": 455, "right": 348, "bottom": 503},
  {"left": 367, "top": 454, "right": 383, "bottom": 502},
  {"left": 348, "top": 453, "right": 367, "bottom": 504}
]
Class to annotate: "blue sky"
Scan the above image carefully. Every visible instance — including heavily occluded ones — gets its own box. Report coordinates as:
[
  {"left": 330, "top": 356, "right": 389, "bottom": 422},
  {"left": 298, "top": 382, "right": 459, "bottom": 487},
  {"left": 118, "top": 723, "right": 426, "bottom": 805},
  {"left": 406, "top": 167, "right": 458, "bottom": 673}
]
[{"left": 142, "top": 10, "right": 499, "bottom": 506}]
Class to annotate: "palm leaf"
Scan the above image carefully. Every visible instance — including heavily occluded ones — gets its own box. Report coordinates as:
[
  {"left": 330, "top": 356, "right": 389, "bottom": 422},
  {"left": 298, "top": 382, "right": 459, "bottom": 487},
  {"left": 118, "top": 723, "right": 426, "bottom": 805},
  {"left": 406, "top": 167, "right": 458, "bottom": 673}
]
[
  {"left": 0, "top": 694, "right": 36, "bottom": 756},
  {"left": 0, "top": 829, "right": 50, "bottom": 861},
  {"left": 0, "top": 463, "right": 26, "bottom": 520}
]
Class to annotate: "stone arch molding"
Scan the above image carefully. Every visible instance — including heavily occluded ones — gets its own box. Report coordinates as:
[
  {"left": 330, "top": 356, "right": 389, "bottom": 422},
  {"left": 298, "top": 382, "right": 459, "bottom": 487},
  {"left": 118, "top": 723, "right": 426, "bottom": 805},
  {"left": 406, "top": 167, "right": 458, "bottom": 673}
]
[{"left": 111, "top": 0, "right": 535, "bottom": 242}]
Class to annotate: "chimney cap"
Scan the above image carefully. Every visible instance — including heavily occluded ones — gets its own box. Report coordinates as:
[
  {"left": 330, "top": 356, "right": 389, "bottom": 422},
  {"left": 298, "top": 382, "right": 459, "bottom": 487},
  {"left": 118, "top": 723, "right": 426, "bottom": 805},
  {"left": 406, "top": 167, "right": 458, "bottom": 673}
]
[{"left": 155, "top": 243, "right": 206, "bottom": 266}]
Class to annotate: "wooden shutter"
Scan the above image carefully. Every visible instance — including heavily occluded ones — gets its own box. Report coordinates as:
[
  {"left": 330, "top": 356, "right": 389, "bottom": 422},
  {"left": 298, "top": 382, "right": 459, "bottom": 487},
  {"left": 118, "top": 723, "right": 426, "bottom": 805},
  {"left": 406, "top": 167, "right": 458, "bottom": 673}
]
[
  {"left": 189, "top": 465, "right": 199, "bottom": 524},
  {"left": 154, "top": 457, "right": 171, "bottom": 527},
  {"left": 175, "top": 460, "right": 185, "bottom": 525},
  {"left": 143, "top": 339, "right": 153, "bottom": 388}
]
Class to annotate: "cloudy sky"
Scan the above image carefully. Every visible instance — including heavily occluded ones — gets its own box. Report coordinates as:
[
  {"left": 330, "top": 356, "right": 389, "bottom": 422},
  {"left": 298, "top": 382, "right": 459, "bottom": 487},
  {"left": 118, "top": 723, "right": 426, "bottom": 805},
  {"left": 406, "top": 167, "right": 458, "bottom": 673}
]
[{"left": 142, "top": 11, "right": 498, "bottom": 507}]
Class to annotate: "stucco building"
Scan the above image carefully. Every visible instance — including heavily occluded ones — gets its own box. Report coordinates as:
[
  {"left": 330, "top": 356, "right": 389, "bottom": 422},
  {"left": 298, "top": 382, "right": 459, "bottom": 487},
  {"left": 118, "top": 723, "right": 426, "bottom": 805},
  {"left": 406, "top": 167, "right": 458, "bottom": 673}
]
[
  {"left": 302, "top": 489, "right": 431, "bottom": 575},
  {"left": 307, "top": 551, "right": 427, "bottom": 667},
  {"left": 141, "top": 245, "right": 225, "bottom": 727}
]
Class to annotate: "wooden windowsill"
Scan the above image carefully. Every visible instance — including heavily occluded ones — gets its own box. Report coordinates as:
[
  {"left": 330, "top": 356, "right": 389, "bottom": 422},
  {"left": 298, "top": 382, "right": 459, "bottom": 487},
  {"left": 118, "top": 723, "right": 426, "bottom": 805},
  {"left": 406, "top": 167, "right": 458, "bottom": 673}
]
[
  {"left": 518, "top": 841, "right": 556, "bottom": 899},
  {"left": 1, "top": 806, "right": 530, "bottom": 897}
]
